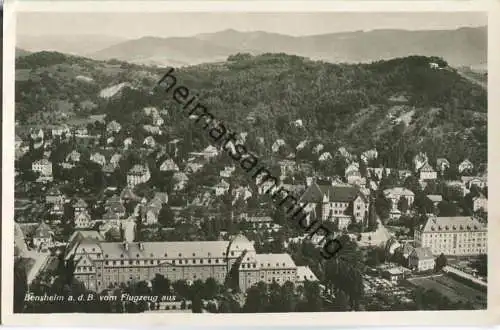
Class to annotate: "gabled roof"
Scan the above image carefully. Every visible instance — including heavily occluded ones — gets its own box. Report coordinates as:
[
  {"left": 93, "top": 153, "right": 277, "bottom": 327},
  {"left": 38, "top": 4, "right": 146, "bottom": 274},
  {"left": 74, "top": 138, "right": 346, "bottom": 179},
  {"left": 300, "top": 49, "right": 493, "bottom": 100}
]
[
  {"left": 410, "top": 247, "right": 434, "bottom": 260},
  {"left": 419, "top": 163, "right": 435, "bottom": 172},
  {"left": 34, "top": 222, "right": 53, "bottom": 238}
]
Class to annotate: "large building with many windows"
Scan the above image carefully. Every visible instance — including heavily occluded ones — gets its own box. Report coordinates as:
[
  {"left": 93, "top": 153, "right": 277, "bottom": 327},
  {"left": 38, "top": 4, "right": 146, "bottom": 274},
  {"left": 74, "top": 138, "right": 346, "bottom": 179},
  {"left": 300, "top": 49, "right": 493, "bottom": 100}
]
[
  {"left": 66, "top": 232, "right": 308, "bottom": 293},
  {"left": 414, "top": 216, "right": 487, "bottom": 256}
]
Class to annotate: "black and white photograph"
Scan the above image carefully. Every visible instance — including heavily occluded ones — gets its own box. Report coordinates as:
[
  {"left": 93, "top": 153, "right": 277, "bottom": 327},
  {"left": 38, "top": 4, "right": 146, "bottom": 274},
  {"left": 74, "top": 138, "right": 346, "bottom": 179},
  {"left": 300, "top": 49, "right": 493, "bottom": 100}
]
[{"left": 2, "top": 0, "right": 498, "bottom": 326}]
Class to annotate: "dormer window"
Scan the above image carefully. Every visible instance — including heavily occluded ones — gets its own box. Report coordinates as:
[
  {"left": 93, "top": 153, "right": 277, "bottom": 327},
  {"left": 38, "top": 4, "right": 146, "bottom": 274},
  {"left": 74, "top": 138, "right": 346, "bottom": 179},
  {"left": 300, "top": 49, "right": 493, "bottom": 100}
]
[
  {"left": 164, "top": 253, "right": 168, "bottom": 257},
  {"left": 120, "top": 254, "right": 124, "bottom": 258},
  {"left": 192, "top": 253, "right": 196, "bottom": 257},
  {"left": 150, "top": 253, "right": 154, "bottom": 257},
  {"left": 136, "top": 254, "right": 140, "bottom": 258},
  {"left": 282, "top": 262, "right": 285, "bottom": 266},
  {"left": 178, "top": 253, "right": 182, "bottom": 257},
  {"left": 105, "top": 254, "right": 109, "bottom": 258},
  {"left": 267, "top": 263, "right": 271, "bottom": 267}
]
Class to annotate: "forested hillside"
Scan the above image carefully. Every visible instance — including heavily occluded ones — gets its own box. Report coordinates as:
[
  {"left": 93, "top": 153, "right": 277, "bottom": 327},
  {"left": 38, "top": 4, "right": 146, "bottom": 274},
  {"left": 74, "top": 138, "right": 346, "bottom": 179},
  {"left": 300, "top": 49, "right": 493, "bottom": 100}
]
[{"left": 15, "top": 52, "right": 487, "bottom": 168}]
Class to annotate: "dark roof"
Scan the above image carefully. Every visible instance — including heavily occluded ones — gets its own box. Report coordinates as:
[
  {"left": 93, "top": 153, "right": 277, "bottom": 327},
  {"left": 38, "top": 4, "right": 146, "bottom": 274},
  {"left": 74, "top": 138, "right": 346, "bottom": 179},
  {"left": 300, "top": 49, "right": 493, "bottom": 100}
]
[{"left": 300, "top": 183, "right": 367, "bottom": 203}]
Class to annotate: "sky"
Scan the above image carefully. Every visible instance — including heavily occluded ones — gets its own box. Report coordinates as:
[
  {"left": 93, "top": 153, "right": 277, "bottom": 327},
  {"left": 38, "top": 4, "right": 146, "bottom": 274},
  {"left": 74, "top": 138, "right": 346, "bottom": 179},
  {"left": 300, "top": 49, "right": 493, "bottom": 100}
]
[{"left": 17, "top": 12, "right": 487, "bottom": 39}]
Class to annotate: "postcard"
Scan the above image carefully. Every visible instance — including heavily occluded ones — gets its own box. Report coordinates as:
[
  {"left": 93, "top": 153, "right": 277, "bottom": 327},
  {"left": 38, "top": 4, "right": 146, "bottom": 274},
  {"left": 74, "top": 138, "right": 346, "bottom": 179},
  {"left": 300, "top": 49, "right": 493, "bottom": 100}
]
[{"left": 2, "top": 0, "right": 499, "bottom": 326}]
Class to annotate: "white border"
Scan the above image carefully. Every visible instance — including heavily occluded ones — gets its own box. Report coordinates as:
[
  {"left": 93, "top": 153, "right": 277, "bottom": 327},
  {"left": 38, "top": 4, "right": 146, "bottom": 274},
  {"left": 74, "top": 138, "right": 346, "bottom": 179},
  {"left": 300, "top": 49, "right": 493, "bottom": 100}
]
[{"left": 3, "top": 0, "right": 500, "bottom": 326}]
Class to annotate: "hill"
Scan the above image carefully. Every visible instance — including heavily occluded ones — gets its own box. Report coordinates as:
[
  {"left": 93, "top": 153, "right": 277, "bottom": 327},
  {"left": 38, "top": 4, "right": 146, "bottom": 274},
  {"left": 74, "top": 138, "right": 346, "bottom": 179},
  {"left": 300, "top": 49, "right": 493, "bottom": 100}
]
[
  {"left": 16, "top": 34, "right": 128, "bottom": 56},
  {"left": 15, "top": 51, "right": 487, "bottom": 168},
  {"left": 89, "top": 27, "right": 487, "bottom": 68}
]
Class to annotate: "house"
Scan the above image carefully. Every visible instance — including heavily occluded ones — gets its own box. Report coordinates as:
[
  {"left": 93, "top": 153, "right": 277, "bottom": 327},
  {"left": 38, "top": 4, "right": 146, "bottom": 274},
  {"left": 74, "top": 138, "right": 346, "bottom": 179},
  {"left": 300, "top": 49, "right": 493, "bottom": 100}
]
[
  {"left": 299, "top": 183, "right": 370, "bottom": 229},
  {"left": 102, "top": 164, "right": 116, "bottom": 175},
  {"left": 383, "top": 187, "right": 415, "bottom": 211},
  {"left": 346, "top": 169, "right": 362, "bottom": 185},
  {"left": 413, "top": 152, "right": 428, "bottom": 172},
  {"left": 153, "top": 116, "right": 164, "bottom": 126},
  {"left": 436, "top": 158, "right": 450, "bottom": 174},
  {"left": 73, "top": 198, "right": 88, "bottom": 215},
  {"left": 278, "top": 159, "right": 297, "bottom": 178},
  {"left": 106, "top": 120, "right": 122, "bottom": 134},
  {"left": 367, "top": 167, "right": 392, "bottom": 180},
  {"left": 124, "top": 137, "right": 134, "bottom": 149},
  {"left": 361, "top": 149, "right": 378, "bottom": 164},
  {"left": 318, "top": 152, "right": 332, "bottom": 161},
  {"left": 398, "top": 170, "right": 412, "bottom": 180},
  {"left": 232, "top": 186, "right": 253, "bottom": 203},
  {"left": 419, "top": 163, "right": 437, "bottom": 181},
  {"left": 461, "top": 176, "right": 487, "bottom": 189},
  {"left": 120, "top": 187, "right": 140, "bottom": 203},
  {"left": 272, "top": 139, "right": 286, "bottom": 153},
  {"left": 220, "top": 166, "right": 235, "bottom": 178},
  {"left": 408, "top": 247, "right": 435, "bottom": 271},
  {"left": 159, "top": 159, "right": 179, "bottom": 172},
  {"left": 90, "top": 152, "right": 106, "bottom": 167},
  {"left": 15, "top": 134, "right": 23, "bottom": 150},
  {"left": 245, "top": 216, "right": 274, "bottom": 229},
  {"left": 185, "top": 162, "right": 203, "bottom": 174},
  {"left": 51, "top": 125, "right": 70, "bottom": 137},
  {"left": 66, "top": 150, "right": 81, "bottom": 163},
  {"left": 30, "top": 128, "right": 44, "bottom": 140},
  {"left": 472, "top": 193, "right": 487, "bottom": 212},
  {"left": 32, "top": 222, "right": 53, "bottom": 250},
  {"left": 444, "top": 180, "right": 468, "bottom": 197},
  {"left": 201, "top": 145, "right": 219, "bottom": 159},
  {"left": 143, "top": 125, "right": 161, "bottom": 135},
  {"left": 127, "top": 165, "right": 151, "bottom": 187},
  {"left": 32, "top": 159, "right": 53, "bottom": 179},
  {"left": 75, "top": 127, "right": 89, "bottom": 137},
  {"left": 141, "top": 199, "right": 163, "bottom": 225},
  {"left": 173, "top": 172, "right": 189, "bottom": 191},
  {"left": 46, "top": 187, "right": 65, "bottom": 205},
  {"left": 105, "top": 195, "right": 126, "bottom": 218},
  {"left": 75, "top": 211, "right": 92, "bottom": 229},
  {"left": 107, "top": 136, "right": 115, "bottom": 145},
  {"left": 214, "top": 180, "right": 230, "bottom": 196},
  {"left": 426, "top": 194, "right": 443, "bottom": 207},
  {"left": 143, "top": 136, "right": 156, "bottom": 148},
  {"left": 143, "top": 106, "right": 159, "bottom": 117},
  {"left": 458, "top": 159, "right": 474, "bottom": 174},
  {"left": 295, "top": 266, "right": 319, "bottom": 287},
  {"left": 381, "top": 266, "right": 410, "bottom": 283},
  {"left": 110, "top": 153, "right": 122, "bottom": 167}
]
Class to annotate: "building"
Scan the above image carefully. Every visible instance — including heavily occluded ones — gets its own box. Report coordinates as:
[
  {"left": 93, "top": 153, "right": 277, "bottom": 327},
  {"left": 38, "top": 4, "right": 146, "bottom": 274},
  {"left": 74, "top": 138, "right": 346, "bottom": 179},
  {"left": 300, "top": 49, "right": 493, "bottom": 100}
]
[
  {"left": 90, "top": 153, "right": 106, "bottom": 167},
  {"left": 214, "top": 180, "right": 230, "bottom": 196},
  {"left": 33, "top": 222, "right": 53, "bottom": 250},
  {"left": 461, "top": 176, "right": 487, "bottom": 190},
  {"left": 143, "top": 136, "right": 156, "bottom": 148},
  {"left": 75, "top": 211, "right": 92, "bottom": 229},
  {"left": 381, "top": 266, "right": 410, "bottom": 283},
  {"left": 239, "top": 253, "right": 297, "bottom": 292},
  {"left": 159, "top": 159, "right": 179, "bottom": 172},
  {"left": 278, "top": 159, "right": 297, "bottom": 179},
  {"left": 66, "top": 233, "right": 303, "bottom": 294},
  {"left": 458, "top": 159, "right": 474, "bottom": 174},
  {"left": 436, "top": 158, "right": 450, "bottom": 174},
  {"left": 299, "top": 183, "right": 369, "bottom": 229},
  {"left": 408, "top": 247, "right": 435, "bottom": 271},
  {"left": 367, "top": 167, "right": 392, "bottom": 180},
  {"left": 106, "top": 120, "right": 122, "bottom": 134},
  {"left": 295, "top": 266, "right": 319, "bottom": 287},
  {"left": 419, "top": 163, "right": 437, "bottom": 181},
  {"left": 383, "top": 187, "right": 415, "bottom": 211},
  {"left": 127, "top": 165, "right": 151, "bottom": 187},
  {"left": 73, "top": 198, "right": 88, "bottom": 215},
  {"left": 46, "top": 187, "right": 65, "bottom": 205},
  {"left": 66, "top": 150, "right": 81, "bottom": 163},
  {"left": 32, "top": 159, "right": 53, "bottom": 178},
  {"left": 414, "top": 216, "right": 487, "bottom": 256}
]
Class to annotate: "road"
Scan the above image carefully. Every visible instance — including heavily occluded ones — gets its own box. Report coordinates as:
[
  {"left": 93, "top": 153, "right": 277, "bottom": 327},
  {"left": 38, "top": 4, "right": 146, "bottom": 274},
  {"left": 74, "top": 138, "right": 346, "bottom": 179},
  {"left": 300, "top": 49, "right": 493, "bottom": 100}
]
[{"left": 456, "top": 70, "right": 487, "bottom": 90}]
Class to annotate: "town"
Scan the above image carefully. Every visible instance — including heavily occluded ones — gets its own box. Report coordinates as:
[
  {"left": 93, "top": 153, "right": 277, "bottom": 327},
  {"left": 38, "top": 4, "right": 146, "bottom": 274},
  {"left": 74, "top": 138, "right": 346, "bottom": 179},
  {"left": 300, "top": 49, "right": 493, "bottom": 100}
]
[{"left": 14, "top": 97, "right": 488, "bottom": 312}]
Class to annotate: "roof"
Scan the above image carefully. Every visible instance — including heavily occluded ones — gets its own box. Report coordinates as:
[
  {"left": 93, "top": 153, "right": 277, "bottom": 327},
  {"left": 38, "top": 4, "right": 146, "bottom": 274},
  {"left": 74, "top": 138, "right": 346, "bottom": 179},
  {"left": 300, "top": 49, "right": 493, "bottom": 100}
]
[
  {"left": 436, "top": 158, "right": 450, "bottom": 166},
  {"left": 419, "top": 163, "right": 435, "bottom": 172},
  {"left": 384, "top": 187, "right": 415, "bottom": 197},
  {"left": 411, "top": 247, "right": 434, "bottom": 260},
  {"left": 300, "top": 183, "right": 366, "bottom": 203},
  {"left": 73, "top": 198, "right": 88, "bottom": 208},
  {"left": 420, "top": 216, "right": 486, "bottom": 233},
  {"left": 296, "top": 266, "right": 318, "bottom": 282},
  {"left": 426, "top": 194, "right": 443, "bottom": 203},
  {"left": 120, "top": 187, "right": 139, "bottom": 200},
  {"left": 246, "top": 216, "right": 273, "bottom": 223},
  {"left": 128, "top": 164, "right": 149, "bottom": 174},
  {"left": 34, "top": 222, "right": 53, "bottom": 238},
  {"left": 255, "top": 254, "right": 296, "bottom": 269}
]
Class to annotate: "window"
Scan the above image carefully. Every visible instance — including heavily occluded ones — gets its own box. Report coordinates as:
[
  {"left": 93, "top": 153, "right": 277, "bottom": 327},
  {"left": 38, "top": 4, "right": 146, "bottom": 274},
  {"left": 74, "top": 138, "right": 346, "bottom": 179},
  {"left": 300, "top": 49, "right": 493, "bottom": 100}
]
[
  {"left": 200, "top": 259, "right": 203, "bottom": 264},
  {"left": 193, "top": 259, "right": 196, "bottom": 264}
]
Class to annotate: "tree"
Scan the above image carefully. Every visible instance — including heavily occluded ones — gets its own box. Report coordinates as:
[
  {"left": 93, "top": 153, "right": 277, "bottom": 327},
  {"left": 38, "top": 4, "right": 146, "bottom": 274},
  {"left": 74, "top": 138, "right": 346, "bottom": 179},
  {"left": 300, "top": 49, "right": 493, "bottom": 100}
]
[
  {"left": 14, "top": 258, "right": 28, "bottom": 313},
  {"left": 437, "top": 201, "right": 460, "bottom": 217},
  {"left": 191, "top": 296, "right": 203, "bottom": 313},
  {"left": 435, "top": 253, "right": 447, "bottom": 271},
  {"left": 158, "top": 205, "right": 175, "bottom": 227},
  {"left": 397, "top": 196, "right": 409, "bottom": 214},
  {"left": 375, "top": 191, "right": 392, "bottom": 222}
]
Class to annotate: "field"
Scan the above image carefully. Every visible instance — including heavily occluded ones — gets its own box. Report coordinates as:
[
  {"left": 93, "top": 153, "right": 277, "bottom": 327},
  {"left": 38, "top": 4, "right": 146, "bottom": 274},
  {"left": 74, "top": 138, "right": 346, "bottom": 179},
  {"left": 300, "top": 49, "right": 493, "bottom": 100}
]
[{"left": 408, "top": 274, "right": 486, "bottom": 309}]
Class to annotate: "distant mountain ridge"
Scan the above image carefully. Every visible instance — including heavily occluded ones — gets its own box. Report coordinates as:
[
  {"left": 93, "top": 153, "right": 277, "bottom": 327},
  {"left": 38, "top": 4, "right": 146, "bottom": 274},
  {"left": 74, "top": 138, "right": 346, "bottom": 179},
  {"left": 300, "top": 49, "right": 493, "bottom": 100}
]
[{"left": 88, "top": 26, "right": 487, "bottom": 67}]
